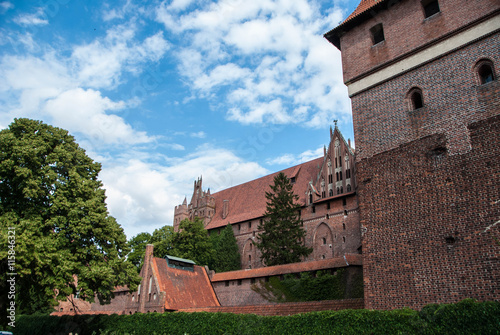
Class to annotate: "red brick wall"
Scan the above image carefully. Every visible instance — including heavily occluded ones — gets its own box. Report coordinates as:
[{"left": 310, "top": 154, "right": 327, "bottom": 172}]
[
  {"left": 339, "top": 0, "right": 500, "bottom": 83},
  {"left": 351, "top": 34, "right": 500, "bottom": 161},
  {"left": 358, "top": 115, "right": 500, "bottom": 310},
  {"left": 178, "top": 298, "right": 364, "bottom": 316}
]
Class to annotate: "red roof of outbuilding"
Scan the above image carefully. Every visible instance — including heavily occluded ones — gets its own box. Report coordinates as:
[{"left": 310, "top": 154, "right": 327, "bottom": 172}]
[
  {"left": 205, "top": 158, "right": 323, "bottom": 230},
  {"left": 211, "top": 255, "right": 363, "bottom": 282},
  {"left": 151, "top": 257, "right": 220, "bottom": 310}
]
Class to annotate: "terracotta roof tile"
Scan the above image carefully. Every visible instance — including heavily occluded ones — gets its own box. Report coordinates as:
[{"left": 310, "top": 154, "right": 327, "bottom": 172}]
[
  {"left": 344, "top": 0, "right": 383, "bottom": 23},
  {"left": 152, "top": 257, "right": 220, "bottom": 310},
  {"left": 205, "top": 158, "right": 323, "bottom": 230},
  {"left": 211, "top": 255, "right": 363, "bottom": 282}
]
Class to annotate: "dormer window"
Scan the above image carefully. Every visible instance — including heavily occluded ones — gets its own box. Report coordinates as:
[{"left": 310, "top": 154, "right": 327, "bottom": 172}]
[
  {"left": 422, "top": 0, "right": 440, "bottom": 18},
  {"left": 370, "top": 23, "right": 385, "bottom": 45}
]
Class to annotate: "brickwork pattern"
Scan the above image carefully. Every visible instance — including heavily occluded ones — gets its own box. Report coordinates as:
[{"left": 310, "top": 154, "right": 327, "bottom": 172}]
[
  {"left": 352, "top": 34, "right": 500, "bottom": 160},
  {"left": 178, "top": 298, "right": 364, "bottom": 316},
  {"left": 339, "top": 0, "right": 500, "bottom": 83},
  {"left": 358, "top": 115, "right": 500, "bottom": 310}
]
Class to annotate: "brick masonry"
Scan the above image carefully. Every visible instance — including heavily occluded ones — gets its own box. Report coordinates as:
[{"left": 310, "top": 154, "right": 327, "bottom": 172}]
[
  {"left": 338, "top": 0, "right": 500, "bottom": 84},
  {"left": 357, "top": 115, "right": 500, "bottom": 309},
  {"left": 178, "top": 298, "right": 364, "bottom": 316},
  {"left": 351, "top": 34, "right": 500, "bottom": 160}
]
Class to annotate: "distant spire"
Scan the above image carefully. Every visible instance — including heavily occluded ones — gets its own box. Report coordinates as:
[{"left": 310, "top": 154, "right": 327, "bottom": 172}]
[{"left": 182, "top": 197, "right": 187, "bottom": 205}]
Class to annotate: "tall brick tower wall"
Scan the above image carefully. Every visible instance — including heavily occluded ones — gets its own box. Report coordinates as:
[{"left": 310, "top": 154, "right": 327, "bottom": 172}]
[{"left": 326, "top": 0, "right": 500, "bottom": 309}]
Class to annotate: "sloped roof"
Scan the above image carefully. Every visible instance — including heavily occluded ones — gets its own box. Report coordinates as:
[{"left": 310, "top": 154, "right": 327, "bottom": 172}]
[
  {"left": 344, "top": 0, "right": 382, "bottom": 23},
  {"left": 324, "top": 0, "right": 391, "bottom": 49},
  {"left": 211, "top": 255, "right": 363, "bottom": 282},
  {"left": 205, "top": 158, "right": 323, "bottom": 230},
  {"left": 151, "top": 257, "right": 219, "bottom": 310}
]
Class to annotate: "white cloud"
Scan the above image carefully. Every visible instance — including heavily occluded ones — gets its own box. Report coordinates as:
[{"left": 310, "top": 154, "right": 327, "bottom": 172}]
[
  {"left": 156, "top": 0, "right": 349, "bottom": 128},
  {"left": 267, "top": 146, "right": 324, "bottom": 166},
  {"left": 100, "top": 147, "right": 269, "bottom": 238},
  {"left": 72, "top": 25, "right": 169, "bottom": 89},
  {"left": 14, "top": 8, "right": 48, "bottom": 26},
  {"left": 190, "top": 131, "right": 206, "bottom": 138},
  {"left": 0, "top": 21, "right": 169, "bottom": 145},
  {"left": 0, "top": 1, "right": 14, "bottom": 14},
  {"left": 43, "top": 88, "right": 152, "bottom": 145}
]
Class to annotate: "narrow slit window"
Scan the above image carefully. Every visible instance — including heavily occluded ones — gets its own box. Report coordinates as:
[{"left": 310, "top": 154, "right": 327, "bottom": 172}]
[
  {"left": 412, "top": 91, "right": 424, "bottom": 109},
  {"left": 370, "top": 23, "right": 385, "bottom": 45}
]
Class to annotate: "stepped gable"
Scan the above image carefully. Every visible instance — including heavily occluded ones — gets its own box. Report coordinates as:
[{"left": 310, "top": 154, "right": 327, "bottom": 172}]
[
  {"left": 205, "top": 157, "right": 323, "bottom": 230},
  {"left": 151, "top": 257, "right": 220, "bottom": 310}
]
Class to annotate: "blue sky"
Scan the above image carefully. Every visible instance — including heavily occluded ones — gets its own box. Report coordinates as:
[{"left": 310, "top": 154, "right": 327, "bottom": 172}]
[{"left": 0, "top": 0, "right": 360, "bottom": 238}]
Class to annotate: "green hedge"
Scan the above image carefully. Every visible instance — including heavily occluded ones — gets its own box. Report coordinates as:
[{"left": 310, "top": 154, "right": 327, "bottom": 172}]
[{"left": 10, "top": 299, "right": 500, "bottom": 335}]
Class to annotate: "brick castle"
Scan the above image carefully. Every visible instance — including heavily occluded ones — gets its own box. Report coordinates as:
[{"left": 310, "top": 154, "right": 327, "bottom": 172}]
[{"left": 55, "top": 0, "right": 499, "bottom": 315}]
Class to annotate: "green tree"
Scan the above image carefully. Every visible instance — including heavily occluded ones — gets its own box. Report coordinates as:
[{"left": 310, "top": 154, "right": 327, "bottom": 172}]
[
  {"left": 172, "top": 217, "right": 214, "bottom": 266},
  {"left": 212, "top": 224, "right": 241, "bottom": 272},
  {"left": 255, "top": 172, "right": 312, "bottom": 266},
  {"left": 0, "top": 119, "right": 141, "bottom": 319},
  {"left": 127, "top": 232, "right": 153, "bottom": 269},
  {"left": 151, "top": 225, "right": 175, "bottom": 258}
]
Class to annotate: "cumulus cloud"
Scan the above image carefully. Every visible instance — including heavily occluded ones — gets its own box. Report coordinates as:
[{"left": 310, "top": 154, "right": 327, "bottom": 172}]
[
  {"left": 0, "top": 20, "right": 169, "bottom": 145},
  {"left": 13, "top": 8, "right": 48, "bottom": 26},
  {"left": 267, "top": 146, "right": 324, "bottom": 166},
  {"left": 100, "top": 146, "right": 269, "bottom": 237},
  {"left": 156, "top": 0, "right": 349, "bottom": 128}
]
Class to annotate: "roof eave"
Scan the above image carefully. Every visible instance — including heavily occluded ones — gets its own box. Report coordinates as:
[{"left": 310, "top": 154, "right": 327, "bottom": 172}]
[{"left": 324, "top": 0, "right": 400, "bottom": 50}]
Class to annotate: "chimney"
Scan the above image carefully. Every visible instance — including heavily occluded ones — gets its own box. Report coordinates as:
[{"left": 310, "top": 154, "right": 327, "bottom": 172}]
[
  {"left": 222, "top": 200, "right": 229, "bottom": 219},
  {"left": 348, "top": 138, "right": 351, "bottom": 148}
]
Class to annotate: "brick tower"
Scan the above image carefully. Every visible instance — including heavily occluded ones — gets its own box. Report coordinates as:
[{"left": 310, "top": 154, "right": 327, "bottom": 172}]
[{"left": 326, "top": 0, "right": 499, "bottom": 309}]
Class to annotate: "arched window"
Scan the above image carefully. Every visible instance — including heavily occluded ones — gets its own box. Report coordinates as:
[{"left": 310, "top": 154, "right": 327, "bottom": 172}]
[
  {"left": 407, "top": 87, "right": 424, "bottom": 111},
  {"left": 475, "top": 60, "right": 495, "bottom": 85},
  {"left": 329, "top": 189, "right": 333, "bottom": 196},
  {"left": 347, "top": 184, "right": 351, "bottom": 192}
]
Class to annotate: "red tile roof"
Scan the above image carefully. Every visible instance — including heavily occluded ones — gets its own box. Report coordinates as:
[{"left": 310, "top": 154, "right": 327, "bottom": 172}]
[
  {"left": 211, "top": 255, "right": 363, "bottom": 282},
  {"left": 344, "top": 0, "right": 383, "bottom": 23},
  {"left": 205, "top": 158, "right": 323, "bottom": 230},
  {"left": 324, "top": 0, "right": 389, "bottom": 49},
  {"left": 151, "top": 257, "right": 220, "bottom": 310}
]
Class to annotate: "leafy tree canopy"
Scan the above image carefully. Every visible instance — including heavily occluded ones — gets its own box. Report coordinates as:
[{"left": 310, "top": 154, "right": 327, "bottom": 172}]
[
  {"left": 172, "top": 217, "right": 214, "bottom": 266},
  {"left": 127, "top": 232, "right": 153, "bottom": 269},
  {"left": 255, "top": 172, "right": 312, "bottom": 266},
  {"left": 0, "top": 118, "right": 141, "bottom": 317},
  {"left": 211, "top": 224, "right": 241, "bottom": 272}
]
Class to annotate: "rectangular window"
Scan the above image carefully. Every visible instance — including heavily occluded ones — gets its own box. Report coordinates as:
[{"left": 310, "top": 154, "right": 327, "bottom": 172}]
[
  {"left": 248, "top": 222, "right": 252, "bottom": 229},
  {"left": 370, "top": 23, "right": 385, "bottom": 45},
  {"left": 225, "top": 281, "right": 229, "bottom": 287},
  {"left": 312, "top": 206, "right": 316, "bottom": 213},
  {"left": 422, "top": 0, "right": 440, "bottom": 18},
  {"left": 327, "top": 202, "right": 331, "bottom": 210},
  {"left": 237, "top": 279, "right": 242, "bottom": 286}
]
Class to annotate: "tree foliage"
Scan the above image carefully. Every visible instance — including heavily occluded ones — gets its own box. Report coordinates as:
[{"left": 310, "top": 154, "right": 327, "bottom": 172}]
[
  {"left": 171, "top": 217, "right": 214, "bottom": 266},
  {"left": 151, "top": 225, "right": 175, "bottom": 258},
  {"left": 0, "top": 118, "right": 141, "bottom": 318},
  {"left": 255, "top": 172, "right": 312, "bottom": 266},
  {"left": 211, "top": 224, "right": 241, "bottom": 272},
  {"left": 127, "top": 232, "right": 152, "bottom": 269}
]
